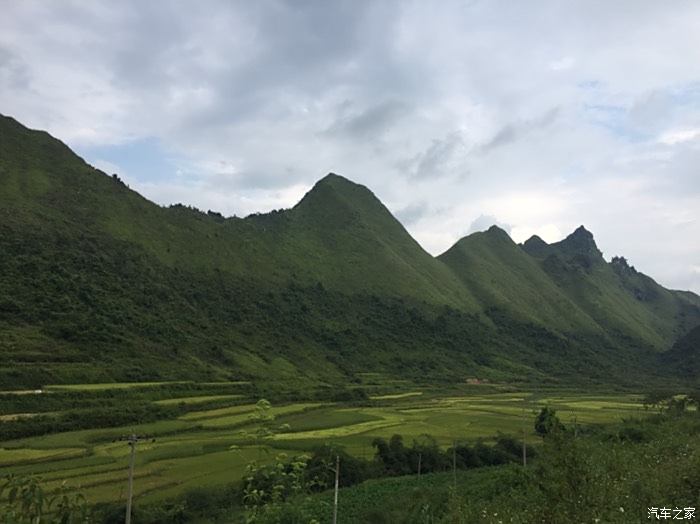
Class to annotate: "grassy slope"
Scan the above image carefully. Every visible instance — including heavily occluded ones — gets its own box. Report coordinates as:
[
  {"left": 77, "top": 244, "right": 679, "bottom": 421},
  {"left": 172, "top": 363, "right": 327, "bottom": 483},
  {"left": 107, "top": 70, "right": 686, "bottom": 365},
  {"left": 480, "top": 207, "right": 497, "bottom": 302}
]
[
  {"left": 0, "top": 115, "right": 475, "bottom": 310},
  {"left": 1, "top": 114, "right": 698, "bottom": 388},
  {"left": 661, "top": 324, "right": 700, "bottom": 381},
  {"left": 438, "top": 226, "right": 601, "bottom": 333},
  {"left": 521, "top": 227, "right": 700, "bottom": 349}
]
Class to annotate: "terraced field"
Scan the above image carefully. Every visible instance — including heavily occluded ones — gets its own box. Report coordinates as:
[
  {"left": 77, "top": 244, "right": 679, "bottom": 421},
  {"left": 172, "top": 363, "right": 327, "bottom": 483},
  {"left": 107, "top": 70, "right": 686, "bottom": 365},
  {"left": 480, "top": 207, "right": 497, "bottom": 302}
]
[{"left": 0, "top": 382, "right": 645, "bottom": 508}]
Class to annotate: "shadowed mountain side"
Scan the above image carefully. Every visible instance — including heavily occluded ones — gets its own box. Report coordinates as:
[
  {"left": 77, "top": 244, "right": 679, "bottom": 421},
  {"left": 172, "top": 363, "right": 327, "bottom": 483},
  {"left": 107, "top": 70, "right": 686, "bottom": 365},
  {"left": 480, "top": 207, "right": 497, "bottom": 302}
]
[{"left": 660, "top": 324, "right": 700, "bottom": 382}]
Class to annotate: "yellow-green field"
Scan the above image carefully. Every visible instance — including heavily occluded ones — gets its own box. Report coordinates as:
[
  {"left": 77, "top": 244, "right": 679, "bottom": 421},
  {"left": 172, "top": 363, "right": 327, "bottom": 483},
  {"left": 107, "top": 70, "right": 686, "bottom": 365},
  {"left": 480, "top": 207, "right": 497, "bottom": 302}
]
[{"left": 1, "top": 385, "right": 645, "bottom": 508}]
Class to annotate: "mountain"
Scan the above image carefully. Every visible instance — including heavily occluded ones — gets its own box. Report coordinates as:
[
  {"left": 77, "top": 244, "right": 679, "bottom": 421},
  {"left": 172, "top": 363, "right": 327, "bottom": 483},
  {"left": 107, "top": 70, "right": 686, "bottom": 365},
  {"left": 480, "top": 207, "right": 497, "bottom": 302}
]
[
  {"left": 661, "top": 324, "right": 700, "bottom": 378},
  {"left": 438, "top": 225, "right": 601, "bottom": 333},
  {"left": 521, "top": 228, "right": 700, "bottom": 349},
  {"left": 1, "top": 114, "right": 698, "bottom": 389}
]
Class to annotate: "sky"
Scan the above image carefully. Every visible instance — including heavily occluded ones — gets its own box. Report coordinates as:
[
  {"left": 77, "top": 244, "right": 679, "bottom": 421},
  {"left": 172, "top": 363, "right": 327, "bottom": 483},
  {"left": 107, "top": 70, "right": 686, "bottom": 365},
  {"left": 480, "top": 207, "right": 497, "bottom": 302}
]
[{"left": 1, "top": 0, "right": 700, "bottom": 293}]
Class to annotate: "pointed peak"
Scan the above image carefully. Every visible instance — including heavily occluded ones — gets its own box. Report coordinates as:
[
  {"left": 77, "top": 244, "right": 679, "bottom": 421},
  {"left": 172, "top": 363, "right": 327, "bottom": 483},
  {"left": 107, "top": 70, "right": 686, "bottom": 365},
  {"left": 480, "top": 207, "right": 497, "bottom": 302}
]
[
  {"left": 569, "top": 225, "right": 593, "bottom": 239},
  {"left": 561, "top": 225, "right": 597, "bottom": 245},
  {"left": 303, "top": 173, "right": 372, "bottom": 200},
  {"left": 448, "top": 225, "right": 514, "bottom": 254},
  {"left": 486, "top": 224, "right": 507, "bottom": 234},
  {"left": 315, "top": 172, "right": 356, "bottom": 188},
  {"left": 521, "top": 234, "right": 551, "bottom": 258},
  {"left": 293, "top": 172, "right": 393, "bottom": 228},
  {"left": 523, "top": 234, "right": 548, "bottom": 247},
  {"left": 555, "top": 225, "right": 602, "bottom": 260},
  {"left": 483, "top": 225, "right": 514, "bottom": 242}
]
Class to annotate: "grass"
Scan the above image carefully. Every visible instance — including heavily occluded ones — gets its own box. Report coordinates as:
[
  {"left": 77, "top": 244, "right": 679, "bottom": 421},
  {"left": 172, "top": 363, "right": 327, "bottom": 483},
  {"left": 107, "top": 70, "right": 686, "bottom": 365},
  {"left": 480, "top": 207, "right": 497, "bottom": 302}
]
[
  {"left": 0, "top": 447, "right": 85, "bottom": 466},
  {"left": 44, "top": 381, "right": 190, "bottom": 391},
  {"left": 0, "top": 386, "right": 648, "bottom": 508},
  {"left": 154, "top": 394, "right": 242, "bottom": 406},
  {"left": 370, "top": 392, "right": 423, "bottom": 400}
]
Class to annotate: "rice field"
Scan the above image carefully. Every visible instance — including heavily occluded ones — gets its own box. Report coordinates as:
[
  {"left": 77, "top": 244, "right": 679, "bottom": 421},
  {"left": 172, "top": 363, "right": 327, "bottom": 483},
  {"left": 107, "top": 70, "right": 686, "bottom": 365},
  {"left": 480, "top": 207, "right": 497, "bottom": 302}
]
[{"left": 0, "top": 381, "right": 645, "bottom": 508}]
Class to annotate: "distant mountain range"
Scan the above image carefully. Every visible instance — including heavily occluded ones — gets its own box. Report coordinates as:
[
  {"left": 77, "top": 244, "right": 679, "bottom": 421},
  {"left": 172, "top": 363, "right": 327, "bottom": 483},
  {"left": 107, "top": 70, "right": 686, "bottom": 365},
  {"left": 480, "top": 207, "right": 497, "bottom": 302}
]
[{"left": 1, "top": 114, "right": 698, "bottom": 389}]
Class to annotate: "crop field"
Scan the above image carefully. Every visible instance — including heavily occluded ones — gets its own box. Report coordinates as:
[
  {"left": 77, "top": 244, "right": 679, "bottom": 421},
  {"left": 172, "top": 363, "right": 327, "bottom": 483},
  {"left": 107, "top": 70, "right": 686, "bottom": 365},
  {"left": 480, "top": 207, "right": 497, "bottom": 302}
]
[{"left": 0, "top": 381, "right": 646, "bottom": 509}]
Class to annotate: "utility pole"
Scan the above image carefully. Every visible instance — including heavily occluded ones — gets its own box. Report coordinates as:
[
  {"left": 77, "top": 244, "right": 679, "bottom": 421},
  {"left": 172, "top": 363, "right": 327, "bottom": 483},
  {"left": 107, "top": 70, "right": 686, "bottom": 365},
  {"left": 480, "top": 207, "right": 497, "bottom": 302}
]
[
  {"left": 522, "top": 403, "right": 527, "bottom": 467},
  {"left": 117, "top": 433, "right": 154, "bottom": 524},
  {"left": 332, "top": 455, "right": 340, "bottom": 524},
  {"left": 452, "top": 440, "right": 457, "bottom": 491}
]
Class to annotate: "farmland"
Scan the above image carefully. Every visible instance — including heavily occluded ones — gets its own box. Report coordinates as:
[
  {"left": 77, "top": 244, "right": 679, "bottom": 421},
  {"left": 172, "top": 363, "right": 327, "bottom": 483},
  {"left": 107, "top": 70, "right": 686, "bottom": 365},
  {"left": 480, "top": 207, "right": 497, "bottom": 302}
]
[{"left": 0, "top": 380, "right": 647, "bottom": 512}]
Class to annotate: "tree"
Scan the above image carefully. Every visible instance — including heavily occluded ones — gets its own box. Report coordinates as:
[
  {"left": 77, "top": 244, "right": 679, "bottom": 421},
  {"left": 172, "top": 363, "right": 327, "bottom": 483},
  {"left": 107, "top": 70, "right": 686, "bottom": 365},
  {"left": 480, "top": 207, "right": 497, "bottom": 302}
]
[
  {"left": 0, "top": 474, "right": 91, "bottom": 523},
  {"left": 242, "top": 454, "right": 321, "bottom": 524},
  {"left": 534, "top": 406, "right": 563, "bottom": 437},
  {"left": 235, "top": 399, "right": 290, "bottom": 459}
]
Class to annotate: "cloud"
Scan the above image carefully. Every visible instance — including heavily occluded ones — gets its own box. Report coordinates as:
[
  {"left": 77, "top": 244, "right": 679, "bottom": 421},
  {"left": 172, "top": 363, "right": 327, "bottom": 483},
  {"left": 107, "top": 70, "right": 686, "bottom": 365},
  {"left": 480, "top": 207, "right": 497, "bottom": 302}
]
[
  {"left": 2, "top": 0, "right": 700, "bottom": 292},
  {"left": 324, "top": 100, "right": 409, "bottom": 140},
  {"left": 405, "top": 132, "right": 468, "bottom": 180},
  {"left": 467, "top": 214, "right": 512, "bottom": 235},
  {"left": 658, "top": 128, "right": 700, "bottom": 146},
  {"left": 395, "top": 201, "right": 430, "bottom": 226},
  {"left": 479, "top": 108, "right": 560, "bottom": 153},
  {"left": 549, "top": 56, "right": 575, "bottom": 71},
  {"left": 0, "top": 46, "right": 30, "bottom": 89}
]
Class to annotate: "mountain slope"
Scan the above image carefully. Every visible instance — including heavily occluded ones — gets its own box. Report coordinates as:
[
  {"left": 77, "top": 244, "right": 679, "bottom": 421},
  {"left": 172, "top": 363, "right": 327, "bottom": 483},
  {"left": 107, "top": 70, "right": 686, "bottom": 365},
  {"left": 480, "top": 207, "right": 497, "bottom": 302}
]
[
  {"left": 1, "top": 114, "right": 698, "bottom": 389},
  {"left": 438, "top": 226, "right": 601, "bottom": 334},
  {"left": 521, "top": 228, "right": 700, "bottom": 349},
  {"left": 660, "top": 324, "right": 700, "bottom": 381}
]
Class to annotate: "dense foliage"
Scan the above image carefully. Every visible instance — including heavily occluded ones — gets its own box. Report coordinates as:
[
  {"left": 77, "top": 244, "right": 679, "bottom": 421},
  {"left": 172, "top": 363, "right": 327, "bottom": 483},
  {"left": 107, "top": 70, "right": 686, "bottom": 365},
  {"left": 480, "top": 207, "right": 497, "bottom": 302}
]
[{"left": 0, "top": 475, "right": 91, "bottom": 523}]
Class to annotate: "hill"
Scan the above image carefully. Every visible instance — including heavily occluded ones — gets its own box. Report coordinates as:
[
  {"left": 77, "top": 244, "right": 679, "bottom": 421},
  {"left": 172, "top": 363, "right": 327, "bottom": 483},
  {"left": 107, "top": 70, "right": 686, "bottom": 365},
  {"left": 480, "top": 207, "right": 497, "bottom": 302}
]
[
  {"left": 521, "top": 228, "right": 700, "bottom": 349},
  {"left": 0, "top": 114, "right": 698, "bottom": 389},
  {"left": 438, "top": 225, "right": 600, "bottom": 333},
  {"left": 661, "top": 324, "right": 700, "bottom": 380}
]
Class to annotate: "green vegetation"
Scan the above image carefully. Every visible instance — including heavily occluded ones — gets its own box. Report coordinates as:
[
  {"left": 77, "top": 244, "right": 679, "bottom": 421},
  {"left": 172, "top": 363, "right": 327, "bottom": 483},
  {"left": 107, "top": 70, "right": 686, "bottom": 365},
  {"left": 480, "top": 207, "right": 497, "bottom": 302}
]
[
  {"left": 1, "top": 114, "right": 698, "bottom": 390},
  {"left": 662, "top": 324, "right": 700, "bottom": 377},
  {"left": 1, "top": 474, "right": 91, "bottom": 523},
  {"left": 0, "top": 385, "right": 651, "bottom": 512},
  {"left": 303, "top": 409, "right": 700, "bottom": 523},
  {"left": 1, "top": 114, "right": 700, "bottom": 521}
]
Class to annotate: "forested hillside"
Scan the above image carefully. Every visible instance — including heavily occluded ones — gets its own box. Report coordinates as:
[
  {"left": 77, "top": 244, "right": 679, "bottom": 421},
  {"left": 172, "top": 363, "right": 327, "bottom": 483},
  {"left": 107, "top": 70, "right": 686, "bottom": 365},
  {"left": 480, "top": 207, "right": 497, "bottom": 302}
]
[{"left": 1, "top": 114, "right": 698, "bottom": 389}]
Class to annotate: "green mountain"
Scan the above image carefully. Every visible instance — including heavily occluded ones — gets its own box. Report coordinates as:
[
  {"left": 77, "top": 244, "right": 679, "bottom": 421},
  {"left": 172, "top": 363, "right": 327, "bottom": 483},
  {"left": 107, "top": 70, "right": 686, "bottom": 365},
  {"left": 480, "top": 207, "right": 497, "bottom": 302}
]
[
  {"left": 521, "top": 228, "right": 700, "bottom": 349},
  {"left": 661, "top": 324, "right": 700, "bottom": 378},
  {"left": 1, "top": 114, "right": 698, "bottom": 389},
  {"left": 438, "top": 226, "right": 601, "bottom": 333}
]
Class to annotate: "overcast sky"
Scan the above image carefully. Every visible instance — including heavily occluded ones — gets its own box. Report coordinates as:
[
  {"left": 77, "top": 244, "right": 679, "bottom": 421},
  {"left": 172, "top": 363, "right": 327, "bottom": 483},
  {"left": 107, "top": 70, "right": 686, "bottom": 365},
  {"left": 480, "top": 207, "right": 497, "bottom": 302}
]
[{"left": 2, "top": 0, "right": 700, "bottom": 293}]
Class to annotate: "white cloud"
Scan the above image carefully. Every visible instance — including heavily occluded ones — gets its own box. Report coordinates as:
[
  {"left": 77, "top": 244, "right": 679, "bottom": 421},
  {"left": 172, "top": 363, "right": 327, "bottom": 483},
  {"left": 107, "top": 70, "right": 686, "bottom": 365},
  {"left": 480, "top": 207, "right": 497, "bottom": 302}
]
[
  {"left": 2, "top": 0, "right": 700, "bottom": 292},
  {"left": 658, "top": 128, "right": 700, "bottom": 146},
  {"left": 549, "top": 56, "right": 575, "bottom": 71}
]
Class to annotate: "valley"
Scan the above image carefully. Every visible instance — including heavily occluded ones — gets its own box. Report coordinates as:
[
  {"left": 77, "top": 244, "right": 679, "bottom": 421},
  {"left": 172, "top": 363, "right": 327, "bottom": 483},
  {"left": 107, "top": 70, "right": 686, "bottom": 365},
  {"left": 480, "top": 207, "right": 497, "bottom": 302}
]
[{"left": 1, "top": 380, "right": 646, "bottom": 508}]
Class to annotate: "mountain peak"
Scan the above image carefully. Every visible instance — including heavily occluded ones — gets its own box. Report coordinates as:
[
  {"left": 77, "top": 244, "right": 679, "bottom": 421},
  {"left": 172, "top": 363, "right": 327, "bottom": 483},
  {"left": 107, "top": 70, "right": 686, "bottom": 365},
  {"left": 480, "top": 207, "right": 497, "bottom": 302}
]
[
  {"left": 521, "top": 235, "right": 550, "bottom": 258},
  {"left": 301, "top": 173, "right": 370, "bottom": 201},
  {"left": 523, "top": 234, "right": 548, "bottom": 247},
  {"left": 557, "top": 225, "right": 601, "bottom": 256},
  {"left": 571, "top": 225, "right": 593, "bottom": 239},
  {"left": 552, "top": 226, "right": 603, "bottom": 267},
  {"left": 486, "top": 224, "right": 507, "bottom": 234},
  {"left": 315, "top": 172, "right": 358, "bottom": 190},
  {"left": 293, "top": 172, "right": 396, "bottom": 231},
  {"left": 483, "top": 225, "right": 513, "bottom": 242}
]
